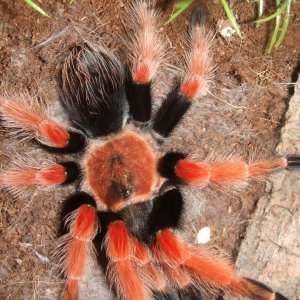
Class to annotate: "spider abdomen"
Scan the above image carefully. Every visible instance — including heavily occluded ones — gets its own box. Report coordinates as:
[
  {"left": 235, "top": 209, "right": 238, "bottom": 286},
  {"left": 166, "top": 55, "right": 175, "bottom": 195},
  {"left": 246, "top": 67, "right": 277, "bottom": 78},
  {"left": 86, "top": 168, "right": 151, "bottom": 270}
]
[{"left": 59, "top": 43, "right": 127, "bottom": 138}]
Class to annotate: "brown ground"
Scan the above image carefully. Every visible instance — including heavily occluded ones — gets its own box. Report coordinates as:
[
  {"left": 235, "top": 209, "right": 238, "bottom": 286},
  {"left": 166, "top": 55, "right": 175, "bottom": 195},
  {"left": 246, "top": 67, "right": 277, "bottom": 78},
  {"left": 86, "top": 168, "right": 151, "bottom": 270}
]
[{"left": 0, "top": 0, "right": 299, "bottom": 299}]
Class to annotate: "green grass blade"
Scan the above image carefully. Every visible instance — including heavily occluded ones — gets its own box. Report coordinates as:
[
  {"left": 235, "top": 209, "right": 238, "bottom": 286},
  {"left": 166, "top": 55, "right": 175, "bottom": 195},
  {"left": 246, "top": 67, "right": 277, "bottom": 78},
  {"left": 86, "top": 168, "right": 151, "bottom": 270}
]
[
  {"left": 24, "top": 0, "right": 50, "bottom": 17},
  {"left": 266, "top": 0, "right": 281, "bottom": 53},
  {"left": 220, "top": 0, "right": 242, "bottom": 38},
  {"left": 274, "top": 0, "right": 292, "bottom": 48},
  {"left": 165, "top": 0, "right": 195, "bottom": 25},
  {"left": 256, "top": 1, "right": 287, "bottom": 23}
]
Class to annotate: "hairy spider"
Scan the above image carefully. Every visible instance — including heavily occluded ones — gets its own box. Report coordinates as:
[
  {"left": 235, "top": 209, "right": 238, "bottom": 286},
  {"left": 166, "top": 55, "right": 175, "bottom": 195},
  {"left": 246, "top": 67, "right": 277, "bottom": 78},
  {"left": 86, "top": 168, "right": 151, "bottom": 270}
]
[{"left": 0, "top": 2, "right": 298, "bottom": 300}]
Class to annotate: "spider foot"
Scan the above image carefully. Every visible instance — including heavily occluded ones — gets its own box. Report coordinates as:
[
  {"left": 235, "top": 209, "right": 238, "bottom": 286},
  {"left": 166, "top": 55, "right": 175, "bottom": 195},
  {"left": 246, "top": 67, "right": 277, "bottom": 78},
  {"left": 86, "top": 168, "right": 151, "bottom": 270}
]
[
  {"left": 287, "top": 155, "right": 300, "bottom": 168},
  {"left": 230, "top": 277, "right": 290, "bottom": 300},
  {"left": 159, "top": 151, "right": 295, "bottom": 188}
]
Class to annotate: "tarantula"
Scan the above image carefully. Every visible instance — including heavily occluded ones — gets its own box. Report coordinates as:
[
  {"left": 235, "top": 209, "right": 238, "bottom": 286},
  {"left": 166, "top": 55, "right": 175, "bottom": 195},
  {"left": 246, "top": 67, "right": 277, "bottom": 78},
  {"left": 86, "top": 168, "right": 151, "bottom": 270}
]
[{"left": 0, "top": 1, "right": 298, "bottom": 300}]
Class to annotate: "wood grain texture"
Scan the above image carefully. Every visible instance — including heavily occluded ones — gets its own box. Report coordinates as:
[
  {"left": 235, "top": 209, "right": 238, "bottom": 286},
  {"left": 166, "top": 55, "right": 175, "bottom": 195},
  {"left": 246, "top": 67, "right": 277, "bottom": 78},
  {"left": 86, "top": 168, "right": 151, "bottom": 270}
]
[{"left": 229, "top": 78, "right": 300, "bottom": 299}]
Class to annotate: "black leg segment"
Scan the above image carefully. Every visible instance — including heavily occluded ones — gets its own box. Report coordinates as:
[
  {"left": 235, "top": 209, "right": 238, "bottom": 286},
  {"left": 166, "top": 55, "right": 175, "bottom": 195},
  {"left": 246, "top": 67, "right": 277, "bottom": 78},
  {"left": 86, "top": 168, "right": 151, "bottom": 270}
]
[
  {"left": 154, "top": 286, "right": 205, "bottom": 300},
  {"left": 191, "top": 5, "right": 207, "bottom": 28},
  {"left": 126, "top": 77, "right": 152, "bottom": 122},
  {"left": 275, "top": 292, "right": 289, "bottom": 300},
  {"left": 287, "top": 156, "right": 300, "bottom": 168},
  {"left": 147, "top": 188, "right": 183, "bottom": 237},
  {"left": 152, "top": 87, "right": 191, "bottom": 137},
  {"left": 59, "top": 161, "right": 80, "bottom": 184},
  {"left": 158, "top": 152, "right": 187, "bottom": 182}
]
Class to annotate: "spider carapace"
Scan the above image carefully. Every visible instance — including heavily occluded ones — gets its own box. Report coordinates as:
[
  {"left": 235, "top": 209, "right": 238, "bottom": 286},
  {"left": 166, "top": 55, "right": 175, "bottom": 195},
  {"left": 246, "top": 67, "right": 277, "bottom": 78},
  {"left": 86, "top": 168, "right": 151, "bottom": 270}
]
[
  {"left": 0, "top": 1, "right": 298, "bottom": 300},
  {"left": 84, "top": 130, "right": 159, "bottom": 211}
]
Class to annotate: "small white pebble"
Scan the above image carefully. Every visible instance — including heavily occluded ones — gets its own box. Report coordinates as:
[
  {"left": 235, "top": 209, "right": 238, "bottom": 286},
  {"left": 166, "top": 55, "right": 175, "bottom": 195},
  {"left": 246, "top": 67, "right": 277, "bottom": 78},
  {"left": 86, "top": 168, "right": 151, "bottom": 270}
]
[
  {"left": 19, "top": 242, "right": 33, "bottom": 248},
  {"left": 197, "top": 227, "right": 211, "bottom": 244},
  {"left": 218, "top": 20, "right": 236, "bottom": 38},
  {"left": 220, "top": 26, "right": 236, "bottom": 38},
  {"left": 33, "top": 250, "right": 50, "bottom": 263}
]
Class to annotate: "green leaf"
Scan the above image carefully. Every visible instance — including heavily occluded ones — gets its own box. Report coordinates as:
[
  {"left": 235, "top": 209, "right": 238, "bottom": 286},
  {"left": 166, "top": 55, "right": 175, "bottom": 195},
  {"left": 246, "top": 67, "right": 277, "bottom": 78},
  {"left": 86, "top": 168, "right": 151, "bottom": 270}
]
[
  {"left": 165, "top": 0, "right": 195, "bottom": 25},
  {"left": 255, "top": 1, "right": 287, "bottom": 24},
  {"left": 24, "top": 0, "right": 50, "bottom": 17},
  {"left": 274, "top": 0, "right": 292, "bottom": 48},
  {"left": 266, "top": 0, "right": 281, "bottom": 53},
  {"left": 220, "top": 0, "right": 242, "bottom": 38}
]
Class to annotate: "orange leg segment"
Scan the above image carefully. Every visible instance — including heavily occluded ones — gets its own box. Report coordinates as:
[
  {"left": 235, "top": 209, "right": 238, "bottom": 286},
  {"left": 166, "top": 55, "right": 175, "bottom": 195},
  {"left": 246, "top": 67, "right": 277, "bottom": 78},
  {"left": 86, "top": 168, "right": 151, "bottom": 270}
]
[
  {"left": 105, "top": 221, "right": 149, "bottom": 300},
  {"left": 154, "top": 230, "right": 233, "bottom": 289},
  {"left": 61, "top": 204, "right": 98, "bottom": 300},
  {"left": 184, "top": 247, "right": 234, "bottom": 288},
  {"left": 180, "top": 24, "right": 213, "bottom": 100},
  {"left": 0, "top": 98, "right": 70, "bottom": 148},
  {"left": 155, "top": 229, "right": 189, "bottom": 265},
  {"left": 131, "top": 238, "right": 167, "bottom": 293},
  {"left": 175, "top": 157, "right": 288, "bottom": 186},
  {"left": 0, "top": 164, "right": 69, "bottom": 196},
  {"left": 129, "top": 2, "right": 164, "bottom": 84},
  {"left": 153, "top": 230, "right": 284, "bottom": 299}
]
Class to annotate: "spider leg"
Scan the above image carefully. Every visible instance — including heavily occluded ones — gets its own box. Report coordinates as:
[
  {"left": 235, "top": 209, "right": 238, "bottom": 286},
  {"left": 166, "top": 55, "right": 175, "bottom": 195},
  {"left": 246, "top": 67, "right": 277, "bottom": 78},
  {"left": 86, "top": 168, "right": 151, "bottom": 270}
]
[
  {"left": 104, "top": 220, "right": 150, "bottom": 300},
  {"left": 59, "top": 43, "right": 127, "bottom": 138},
  {"left": 146, "top": 188, "right": 205, "bottom": 298},
  {"left": 152, "top": 87, "right": 192, "bottom": 138},
  {"left": 147, "top": 188, "right": 288, "bottom": 299},
  {"left": 153, "top": 6, "right": 213, "bottom": 138},
  {"left": 131, "top": 238, "right": 168, "bottom": 295},
  {"left": 102, "top": 215, "right": 169, "bottom": 298},
  {"left": 58, "top": 196, "right": 98, "bottom": 300},
  {"left": 125, "top": 1, "right": 164, "bottom": 122},
  {"left": 0, "top": 96, "right": 84, "bottom": 151},
  {"left": 0, "top": 161, "right": 79, "bottom": 197},
  {"left": 153, "top": 229, "right": 288, "bottom": 300},
  {"left": 159, "top": 151, "right": 300, "bottom": 187},
  {"left": 100, "top": 205, "right": 169, "bottom": 297},
  {"left": 180, "top": 6, "right": 213, "bottom": 100}
]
